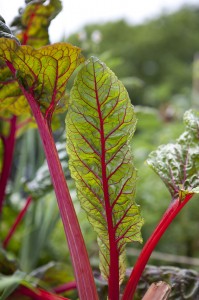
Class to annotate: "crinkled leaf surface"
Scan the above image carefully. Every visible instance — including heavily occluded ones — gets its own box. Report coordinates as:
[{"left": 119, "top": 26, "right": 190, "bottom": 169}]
[
  {"left": 11, "top": 0, "right": 62, "bottom": 48},
  {"left": 0, "top": 38, "right": 84, "bottom": 116},
  {"left": 66, "top": 57, "right": 143, "bottom": 283},
  {"left": 147, "top": 110, "right": 199, "bottom": 200}
]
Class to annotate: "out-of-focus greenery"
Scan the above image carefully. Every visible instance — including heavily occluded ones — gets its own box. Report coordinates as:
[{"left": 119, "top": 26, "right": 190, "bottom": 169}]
[{"left": 67, "top": 5, "right": 199, "bottom": 109}]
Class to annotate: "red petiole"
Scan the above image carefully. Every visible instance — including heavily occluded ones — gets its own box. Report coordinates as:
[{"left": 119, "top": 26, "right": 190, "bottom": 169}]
[
  {"left": 122, "top": 193, "right": 194, "bottom": 300},
  {"left": 3, "top": 196, "right": 32, "bottom": 249}
]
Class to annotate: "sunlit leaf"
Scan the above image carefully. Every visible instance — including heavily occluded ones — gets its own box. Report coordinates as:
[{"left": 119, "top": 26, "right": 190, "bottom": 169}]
[
  {"left": 147, "top": 109, "right": 199, "bottom": 200},
  {"left": 0, "top": 38, "right": 84, "bottom": 118},
  {"left": 66, "top": 56, "right": 143, "bottom": 283}
]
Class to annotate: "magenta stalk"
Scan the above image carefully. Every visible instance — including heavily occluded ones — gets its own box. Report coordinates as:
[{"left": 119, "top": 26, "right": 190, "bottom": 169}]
[
  {"left": 122, "top": 194, "right": 194, "bottom": 300},
  {"left": 3, "top": 196, "right": 32, "bottom": 249}
]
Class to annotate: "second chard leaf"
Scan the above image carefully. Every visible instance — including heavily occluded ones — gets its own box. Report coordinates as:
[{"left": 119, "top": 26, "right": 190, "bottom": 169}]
[{"left": 66, "top": 57, "right": 143, "bottom": 284}]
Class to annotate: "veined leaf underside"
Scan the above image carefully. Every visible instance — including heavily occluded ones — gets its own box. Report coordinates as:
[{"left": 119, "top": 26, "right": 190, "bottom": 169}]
[
  {"left": 0, "top": 38, "right": 84, "bottom": 117},
  {"left": 66, "top": 57, "right": 143, "bottom": 282}
]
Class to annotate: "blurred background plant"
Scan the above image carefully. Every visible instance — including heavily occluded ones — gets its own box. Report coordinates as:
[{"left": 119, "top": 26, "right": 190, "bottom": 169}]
[{"left": 0, "top": 1, "right": 199, "bottom": 299}]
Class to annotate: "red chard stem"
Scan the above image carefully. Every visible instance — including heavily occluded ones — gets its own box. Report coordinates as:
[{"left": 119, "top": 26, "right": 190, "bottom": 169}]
[{"left": 122, "top": 194, "right": 194, "bottom": 300}]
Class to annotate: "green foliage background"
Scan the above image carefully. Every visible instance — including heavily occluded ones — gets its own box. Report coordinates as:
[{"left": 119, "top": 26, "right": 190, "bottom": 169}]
[{"left": 67, "top": 6, "right": 199, "bottom": 108}]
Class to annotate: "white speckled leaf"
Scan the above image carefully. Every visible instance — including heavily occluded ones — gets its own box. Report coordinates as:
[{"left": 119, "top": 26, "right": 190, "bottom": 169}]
[{"left": 147, "top": 110, "right": 199, "bottom": 200}]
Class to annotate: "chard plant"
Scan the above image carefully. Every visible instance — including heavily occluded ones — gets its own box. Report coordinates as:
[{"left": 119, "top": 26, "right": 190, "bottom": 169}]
[{"left": 0, "top": 1, "right": 199, "bottom": 300}]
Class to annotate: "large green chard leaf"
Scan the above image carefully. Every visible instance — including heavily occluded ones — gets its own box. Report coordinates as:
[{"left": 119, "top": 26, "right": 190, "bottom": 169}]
[
  {"left": 0, "top": 38, "right": 84, "bottom": 117},
  {"left": 147, "top": 109, "right": 199, "bottom": 200},
  {"left": 66, "top": 57, "right": 143, "bottom": 283}
]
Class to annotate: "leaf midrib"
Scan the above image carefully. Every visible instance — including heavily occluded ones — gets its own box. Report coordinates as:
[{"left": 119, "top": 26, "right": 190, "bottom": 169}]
[{"left": 92, "top": 61, "right": 119, "bottom": 293}]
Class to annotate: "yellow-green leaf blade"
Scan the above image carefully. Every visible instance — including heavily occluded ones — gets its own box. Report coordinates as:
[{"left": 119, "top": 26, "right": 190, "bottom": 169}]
[
  {"left": 15, "top": 0, "right": 62, "bottom": 47},
  {"left": 66, "top": 57, "right": 143, "bottom": 283}
]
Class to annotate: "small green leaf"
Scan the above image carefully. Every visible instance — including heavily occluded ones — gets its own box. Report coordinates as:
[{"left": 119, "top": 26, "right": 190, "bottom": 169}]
[
  {"left": 147, "top": 109, "right": 199, "bottom": 199},
  {"left": 66, "top": 57, "right": 143, "bottom": 283},
  {"left": 12, "top": 0, "right": 62, "bottom": 47}
]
